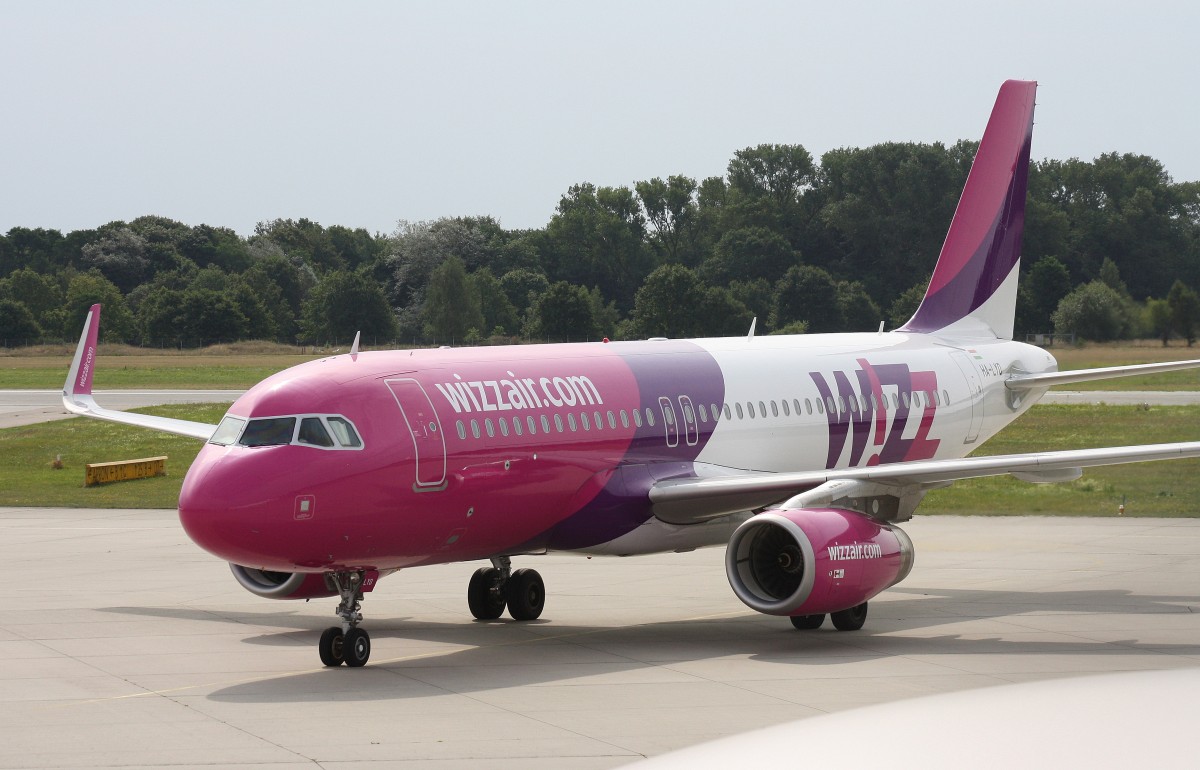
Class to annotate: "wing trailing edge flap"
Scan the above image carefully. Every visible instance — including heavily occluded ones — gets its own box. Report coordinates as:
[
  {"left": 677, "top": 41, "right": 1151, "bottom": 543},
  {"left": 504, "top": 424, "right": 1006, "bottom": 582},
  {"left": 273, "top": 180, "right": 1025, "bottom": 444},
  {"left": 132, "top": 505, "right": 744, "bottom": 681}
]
[
  {"left": 1006, "top": 359, "right": 1200, "bottom": 390},
  {"left": 650, "top": 441, "right": 1200, "bottom": 524},
  {"left": 62, "top": 304, "right": 218, "bottom": 441}
]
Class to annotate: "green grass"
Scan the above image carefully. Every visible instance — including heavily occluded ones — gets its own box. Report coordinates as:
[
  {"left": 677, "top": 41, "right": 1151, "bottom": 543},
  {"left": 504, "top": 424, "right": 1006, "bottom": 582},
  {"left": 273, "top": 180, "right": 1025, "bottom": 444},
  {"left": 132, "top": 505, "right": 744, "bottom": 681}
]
[
  {"left": 1053, "top": 344, "right": 1200, "bottom": 391},
  {"left": 922, "top": 404, "right": 1200, "bottom": 516},
  {"left": 1, "top": 401, "right": 1197, "bottom": 515},
  {"left": 0, "top": 364, "right": 290, "bottom": 389},
  {"left": 0, "top": 403, "right": 231, "bottom": 508}
]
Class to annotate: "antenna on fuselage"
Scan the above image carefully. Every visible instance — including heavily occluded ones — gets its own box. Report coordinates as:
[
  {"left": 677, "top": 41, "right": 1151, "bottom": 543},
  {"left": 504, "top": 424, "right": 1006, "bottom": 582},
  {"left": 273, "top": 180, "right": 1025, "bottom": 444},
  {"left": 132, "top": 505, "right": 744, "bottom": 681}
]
[
  {"left": 350, "top": 330, "right": 361, "bottom": 360},
  {"left": 747, "top": 317, "right": 757, "bottom": 339}
]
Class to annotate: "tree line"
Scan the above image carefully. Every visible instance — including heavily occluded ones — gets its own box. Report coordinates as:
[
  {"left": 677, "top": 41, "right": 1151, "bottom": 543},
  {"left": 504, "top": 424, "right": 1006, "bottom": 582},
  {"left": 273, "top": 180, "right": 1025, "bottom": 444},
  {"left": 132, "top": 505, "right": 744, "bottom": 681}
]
[{"left": 1, "top": 142, "right": 1198, "bottom": 348}]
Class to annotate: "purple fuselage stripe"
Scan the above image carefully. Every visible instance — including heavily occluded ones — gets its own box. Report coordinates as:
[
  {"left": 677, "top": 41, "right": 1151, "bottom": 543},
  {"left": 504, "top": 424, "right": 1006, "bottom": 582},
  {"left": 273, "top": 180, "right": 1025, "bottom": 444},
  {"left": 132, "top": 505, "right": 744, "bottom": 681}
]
[{"left": 540, "top": 342, "right": 726, "bottom": 550}]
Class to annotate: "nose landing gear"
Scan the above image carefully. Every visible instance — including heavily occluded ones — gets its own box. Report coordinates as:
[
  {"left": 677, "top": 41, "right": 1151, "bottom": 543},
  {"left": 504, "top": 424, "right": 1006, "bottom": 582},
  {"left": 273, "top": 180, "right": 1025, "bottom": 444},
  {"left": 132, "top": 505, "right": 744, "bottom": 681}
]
[
  {"left": 467, "top": 556, "right": 545, "bottom": 621},
  {"left": 319, "top": 571, "right": 372, "bottom": 667}
]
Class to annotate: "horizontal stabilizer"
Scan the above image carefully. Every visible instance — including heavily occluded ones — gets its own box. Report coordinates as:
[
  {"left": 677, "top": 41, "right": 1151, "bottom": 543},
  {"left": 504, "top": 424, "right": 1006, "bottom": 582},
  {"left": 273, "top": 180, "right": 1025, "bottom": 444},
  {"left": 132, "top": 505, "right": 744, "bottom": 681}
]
[{"left": 1006, "top": 359, "right": 1200, "bottom": 390}]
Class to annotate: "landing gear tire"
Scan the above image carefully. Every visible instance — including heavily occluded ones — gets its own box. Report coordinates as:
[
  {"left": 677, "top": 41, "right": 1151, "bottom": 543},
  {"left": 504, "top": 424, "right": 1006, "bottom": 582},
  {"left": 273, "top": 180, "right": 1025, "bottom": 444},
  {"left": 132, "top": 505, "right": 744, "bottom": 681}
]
[
  {"left": 318, "top": 571, "right": 371, "bottom": 667},
  {"left": 344, "top": 628, "right": 371, "bottom": 667},
  {"left": 831, "top": 602, "right": 868, "bottom": 631},
  {"left": 468, "top": 567, "right": 507, "bottom": 620},
  {"left": 505, "top": 568, "right": 545, "bottom": 621},
  {"left": 790, "top": 614, "right": 825, "bottom": 630},
  {"left": 319, "top": 626, "right": 345, "bottom": 666}
]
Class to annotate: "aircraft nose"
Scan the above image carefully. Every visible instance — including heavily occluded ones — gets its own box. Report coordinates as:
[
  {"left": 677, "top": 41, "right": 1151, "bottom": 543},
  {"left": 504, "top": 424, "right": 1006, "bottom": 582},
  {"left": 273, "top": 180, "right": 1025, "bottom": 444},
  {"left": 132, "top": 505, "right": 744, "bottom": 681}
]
[{"left": 178, "top": 445, "right": 277, "bottom": 567}]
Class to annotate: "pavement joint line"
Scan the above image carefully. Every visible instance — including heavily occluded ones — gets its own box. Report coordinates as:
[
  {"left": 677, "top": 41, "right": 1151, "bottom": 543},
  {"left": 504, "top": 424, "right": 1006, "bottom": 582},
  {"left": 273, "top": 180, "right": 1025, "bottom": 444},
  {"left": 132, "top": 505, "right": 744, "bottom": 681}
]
[{"left": 39, "top": 608, "right": 755, "bottom": 710}]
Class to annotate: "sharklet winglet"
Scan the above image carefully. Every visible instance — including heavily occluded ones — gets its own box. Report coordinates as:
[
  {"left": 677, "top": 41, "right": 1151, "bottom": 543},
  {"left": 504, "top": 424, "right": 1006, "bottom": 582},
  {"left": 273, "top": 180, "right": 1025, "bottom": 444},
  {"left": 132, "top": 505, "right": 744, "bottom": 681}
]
[
  {"left": 61, "top": 302, "right": 218, "bottom": 441},
  {"left": 63, "top": 303, "right": 101, "bottom": 400}
]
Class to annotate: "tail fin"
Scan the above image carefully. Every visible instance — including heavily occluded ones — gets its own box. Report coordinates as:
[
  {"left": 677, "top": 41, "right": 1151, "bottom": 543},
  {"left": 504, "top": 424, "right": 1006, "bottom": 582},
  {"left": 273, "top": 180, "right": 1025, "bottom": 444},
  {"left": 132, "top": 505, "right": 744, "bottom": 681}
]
[{"left": 900, "top": 79, "right": 1037, "bottom": 340}]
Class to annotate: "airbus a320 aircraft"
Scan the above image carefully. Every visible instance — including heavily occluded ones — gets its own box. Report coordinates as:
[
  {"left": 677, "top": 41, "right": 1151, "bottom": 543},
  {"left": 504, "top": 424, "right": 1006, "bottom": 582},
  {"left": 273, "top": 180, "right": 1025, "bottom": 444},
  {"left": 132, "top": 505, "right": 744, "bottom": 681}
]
[{"left": 64, "top": 80, "right": 1200, "bottom": 667}]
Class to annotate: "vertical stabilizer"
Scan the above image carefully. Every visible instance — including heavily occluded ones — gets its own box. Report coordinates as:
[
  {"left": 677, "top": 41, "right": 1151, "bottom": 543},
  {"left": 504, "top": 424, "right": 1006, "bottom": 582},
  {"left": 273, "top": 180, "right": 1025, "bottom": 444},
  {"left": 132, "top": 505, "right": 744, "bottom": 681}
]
[{"left": 900, "top": 80, "right": 1037, "bottom": 340}]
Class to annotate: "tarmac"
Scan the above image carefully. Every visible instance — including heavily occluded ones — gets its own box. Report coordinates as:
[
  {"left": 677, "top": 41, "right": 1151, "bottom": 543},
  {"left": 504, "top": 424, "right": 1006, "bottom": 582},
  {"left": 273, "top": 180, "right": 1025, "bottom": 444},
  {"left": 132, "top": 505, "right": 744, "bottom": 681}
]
[{"left": 2, "top": 508, "right": 1198, "bottom": 769}]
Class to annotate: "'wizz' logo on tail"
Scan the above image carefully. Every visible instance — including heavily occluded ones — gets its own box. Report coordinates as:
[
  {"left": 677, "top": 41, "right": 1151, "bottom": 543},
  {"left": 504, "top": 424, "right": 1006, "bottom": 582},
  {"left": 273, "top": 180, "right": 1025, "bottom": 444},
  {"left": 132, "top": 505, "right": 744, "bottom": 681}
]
[{"left": 809, "top": 358, "right": 941, "bottom": 469}]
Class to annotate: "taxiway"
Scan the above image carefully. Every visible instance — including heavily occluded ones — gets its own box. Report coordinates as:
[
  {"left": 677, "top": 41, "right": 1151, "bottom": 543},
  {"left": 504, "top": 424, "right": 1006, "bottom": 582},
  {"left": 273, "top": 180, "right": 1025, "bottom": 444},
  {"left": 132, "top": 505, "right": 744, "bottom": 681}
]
[{"left": 1, "top": 508, "right": 1198, "bottom": 768}]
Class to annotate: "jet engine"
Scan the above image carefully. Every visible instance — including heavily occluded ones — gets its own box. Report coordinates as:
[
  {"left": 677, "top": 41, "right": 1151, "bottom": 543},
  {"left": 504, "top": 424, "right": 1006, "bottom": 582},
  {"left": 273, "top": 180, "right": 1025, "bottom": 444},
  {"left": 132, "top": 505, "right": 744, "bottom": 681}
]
[
  {"left": 230, "top": 564, "right": 340, "bottom": 600},
  {"left": 725, "top": 508, "right": 914, "bottom": 616}
]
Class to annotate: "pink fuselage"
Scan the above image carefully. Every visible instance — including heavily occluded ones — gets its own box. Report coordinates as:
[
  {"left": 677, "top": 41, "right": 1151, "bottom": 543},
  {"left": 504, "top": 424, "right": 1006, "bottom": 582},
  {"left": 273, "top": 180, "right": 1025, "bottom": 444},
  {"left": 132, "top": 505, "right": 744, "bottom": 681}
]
[
  {"left": 179, "top": 339, "right": 724, "bottom": 572},
  {"left": 178, "top": 334, "right": 1051, "bottom": 574}
]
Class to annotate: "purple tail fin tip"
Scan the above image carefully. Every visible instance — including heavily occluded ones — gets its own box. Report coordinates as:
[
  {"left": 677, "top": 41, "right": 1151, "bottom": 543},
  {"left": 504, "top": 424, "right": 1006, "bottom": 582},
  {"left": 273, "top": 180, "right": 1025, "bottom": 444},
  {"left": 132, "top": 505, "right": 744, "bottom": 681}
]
[{"left": 901, "top": 79, "right": 1037, "bottom": 339}]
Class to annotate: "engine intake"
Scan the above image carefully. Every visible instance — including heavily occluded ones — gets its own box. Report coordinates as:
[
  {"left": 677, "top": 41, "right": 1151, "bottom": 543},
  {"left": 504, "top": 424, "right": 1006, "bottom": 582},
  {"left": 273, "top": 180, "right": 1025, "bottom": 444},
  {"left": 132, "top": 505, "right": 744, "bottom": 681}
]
[
  {"left": 725, "top": 508, "right": 914, "bottom": 616},
  {"left": 230, "top": 564, "right": 339, "bottom": 600}
]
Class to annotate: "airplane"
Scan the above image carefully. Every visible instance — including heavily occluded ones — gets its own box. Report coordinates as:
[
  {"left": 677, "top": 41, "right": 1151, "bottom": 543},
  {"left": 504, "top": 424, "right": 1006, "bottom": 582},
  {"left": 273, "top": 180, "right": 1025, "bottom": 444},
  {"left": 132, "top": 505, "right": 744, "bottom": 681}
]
[{"left": 63, "top": 80, "right": 1200, "bottom": 667}]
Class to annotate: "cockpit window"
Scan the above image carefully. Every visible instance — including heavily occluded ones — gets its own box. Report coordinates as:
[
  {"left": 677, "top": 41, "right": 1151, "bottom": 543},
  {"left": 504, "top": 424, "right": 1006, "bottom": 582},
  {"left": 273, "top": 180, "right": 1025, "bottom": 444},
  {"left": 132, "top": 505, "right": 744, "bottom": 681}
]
[
  {"left": 213, "top": 413, "right": 363, "bottom": 450},
  {"left": 240, "top": 417, "right": 297, "bottom": 447},
  {"left": 209, "top": 415, "right": 246, "bottom": 446},
  {"left": 298, "top": 417, "right": 334, "bottom": 447},
  {"left": 327, "top": 417, "right": 362, "bottom": 448}
]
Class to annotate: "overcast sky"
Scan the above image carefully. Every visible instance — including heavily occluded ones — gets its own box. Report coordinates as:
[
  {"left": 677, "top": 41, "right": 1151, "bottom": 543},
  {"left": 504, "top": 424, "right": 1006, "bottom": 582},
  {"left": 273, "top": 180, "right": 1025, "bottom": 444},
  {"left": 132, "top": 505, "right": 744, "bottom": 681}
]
[{"left": 2, "top": 1, "right": 1196, "bottom": 237}]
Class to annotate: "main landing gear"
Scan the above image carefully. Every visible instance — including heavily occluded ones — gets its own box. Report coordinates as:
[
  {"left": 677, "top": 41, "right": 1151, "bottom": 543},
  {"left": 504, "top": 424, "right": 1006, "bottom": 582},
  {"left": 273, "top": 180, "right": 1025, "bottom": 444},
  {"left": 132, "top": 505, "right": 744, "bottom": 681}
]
[
  {"left": 319, "top": 572, "right": 372, "bottom": 668},
  {"left": 467, "top": 556, "right": 545, "bottom": 621},
  {"left": 789, "top": 602, "right": 869, "bottom": 632}
]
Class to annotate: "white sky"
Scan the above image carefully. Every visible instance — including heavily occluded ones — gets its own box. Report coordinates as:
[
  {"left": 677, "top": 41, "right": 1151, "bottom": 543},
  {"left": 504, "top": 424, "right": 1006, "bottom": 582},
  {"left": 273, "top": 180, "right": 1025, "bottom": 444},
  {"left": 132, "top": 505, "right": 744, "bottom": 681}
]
[{"left": 2, "top": 1, "right": 1196, "bottom": 237}]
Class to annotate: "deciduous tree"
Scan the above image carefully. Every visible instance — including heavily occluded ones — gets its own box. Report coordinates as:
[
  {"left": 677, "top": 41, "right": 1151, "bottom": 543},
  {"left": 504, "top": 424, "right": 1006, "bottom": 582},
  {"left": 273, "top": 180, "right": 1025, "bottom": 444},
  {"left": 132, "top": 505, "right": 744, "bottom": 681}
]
[
  {"left": 423, "top": 257, "right": 481, "bottom": 343},
  {"left": 301, "top": 269, "right": 399, "bottom": 344},
  {"left": 1167, "top": 280, "right": 1199, "bottom": 346}
]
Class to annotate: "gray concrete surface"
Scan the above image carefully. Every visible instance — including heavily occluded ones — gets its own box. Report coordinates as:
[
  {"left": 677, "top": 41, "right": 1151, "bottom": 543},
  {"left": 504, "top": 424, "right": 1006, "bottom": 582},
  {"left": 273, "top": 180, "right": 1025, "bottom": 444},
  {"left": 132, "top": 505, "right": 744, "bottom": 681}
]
[
  {"left": 0, "top": 390, "right": 241, "bottom": 429},
  {"left": 2, "top": 509, "right": 1198, "bottom": 769},
  {"left": 1043, "top": 390, "right": 1200, "bottom": 405}
]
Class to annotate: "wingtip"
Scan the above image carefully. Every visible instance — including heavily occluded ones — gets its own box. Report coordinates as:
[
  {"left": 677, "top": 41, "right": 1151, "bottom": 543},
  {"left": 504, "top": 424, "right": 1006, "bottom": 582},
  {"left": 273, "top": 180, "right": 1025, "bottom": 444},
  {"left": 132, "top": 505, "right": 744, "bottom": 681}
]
[{"left": 63, "top": 304, "right": 101, "bottom": 402}]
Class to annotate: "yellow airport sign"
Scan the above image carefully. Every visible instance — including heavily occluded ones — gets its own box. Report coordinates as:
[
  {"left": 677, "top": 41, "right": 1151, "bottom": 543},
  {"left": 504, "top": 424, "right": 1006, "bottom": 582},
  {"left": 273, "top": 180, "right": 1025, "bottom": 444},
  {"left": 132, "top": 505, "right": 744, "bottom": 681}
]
[{"left": 85, "top": 456, "right": 167, "bottom": 487}]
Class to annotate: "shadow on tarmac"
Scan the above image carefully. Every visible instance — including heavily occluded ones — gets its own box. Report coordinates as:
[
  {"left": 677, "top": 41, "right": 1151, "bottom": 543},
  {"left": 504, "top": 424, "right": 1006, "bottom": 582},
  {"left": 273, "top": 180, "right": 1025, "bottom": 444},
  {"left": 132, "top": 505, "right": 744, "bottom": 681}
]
[{"left": 98, "top": 584, "right": 1200, "bottom": 704}]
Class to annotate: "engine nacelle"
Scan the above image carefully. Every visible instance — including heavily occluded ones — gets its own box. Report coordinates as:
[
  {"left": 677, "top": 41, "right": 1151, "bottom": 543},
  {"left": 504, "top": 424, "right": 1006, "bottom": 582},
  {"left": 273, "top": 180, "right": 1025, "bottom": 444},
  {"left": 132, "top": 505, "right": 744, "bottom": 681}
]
[
  {"left": 725, "top": 508, "right": 914, "bottom": 616},
  {"left": 230, "top": 564, "right": 339, "bottom": 600}
]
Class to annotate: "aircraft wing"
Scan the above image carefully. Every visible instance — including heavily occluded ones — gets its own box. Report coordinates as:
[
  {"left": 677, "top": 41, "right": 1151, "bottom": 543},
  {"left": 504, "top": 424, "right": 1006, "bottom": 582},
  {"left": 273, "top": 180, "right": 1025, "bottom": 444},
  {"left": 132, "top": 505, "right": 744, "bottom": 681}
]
[
  {"left": 649, "top": 440, "right": 1200, "bottom": 523},
  {"left": 1006, "top": 358, "right": 1200, "bottom": 390},
  {"left": 62, "top": 305, "right": 219, "bottom": 441}
]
